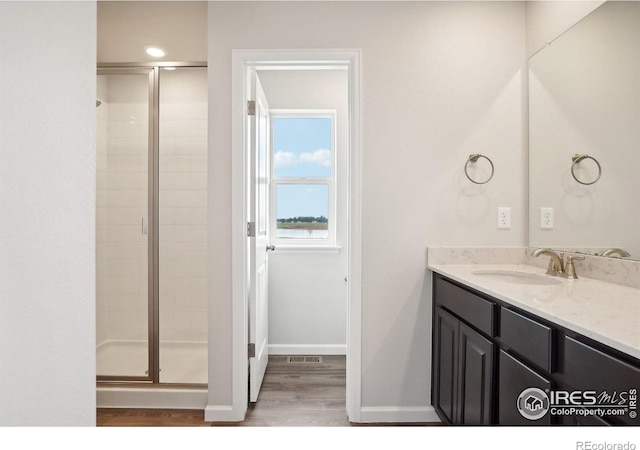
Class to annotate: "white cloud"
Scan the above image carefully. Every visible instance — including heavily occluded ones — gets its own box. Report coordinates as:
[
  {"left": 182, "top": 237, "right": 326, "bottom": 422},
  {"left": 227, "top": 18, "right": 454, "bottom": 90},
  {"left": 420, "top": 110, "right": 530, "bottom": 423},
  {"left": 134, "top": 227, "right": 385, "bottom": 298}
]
[
  {"left": 274, "top": 149, "right": 331, "bottom": 168},
  {"left": 299, "top": 149, "right": 331, "bottom": 168},
  {"left": 274, "top": 151, "right": 298, "bottom": 168}
]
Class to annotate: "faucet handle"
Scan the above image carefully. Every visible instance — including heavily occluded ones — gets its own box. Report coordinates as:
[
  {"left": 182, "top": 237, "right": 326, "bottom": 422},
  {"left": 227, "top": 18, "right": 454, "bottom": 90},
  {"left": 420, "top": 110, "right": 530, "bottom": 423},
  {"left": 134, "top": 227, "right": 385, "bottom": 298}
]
[{"left": 563, "top": 255, "right": 585, "bottom": 279}]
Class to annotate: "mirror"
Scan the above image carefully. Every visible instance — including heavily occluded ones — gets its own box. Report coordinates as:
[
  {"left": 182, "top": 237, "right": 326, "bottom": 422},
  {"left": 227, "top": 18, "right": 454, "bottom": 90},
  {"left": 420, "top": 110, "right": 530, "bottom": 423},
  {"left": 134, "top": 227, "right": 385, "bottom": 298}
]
[{"left": 529, "top": 1, "right": 640, "bottom": 260}]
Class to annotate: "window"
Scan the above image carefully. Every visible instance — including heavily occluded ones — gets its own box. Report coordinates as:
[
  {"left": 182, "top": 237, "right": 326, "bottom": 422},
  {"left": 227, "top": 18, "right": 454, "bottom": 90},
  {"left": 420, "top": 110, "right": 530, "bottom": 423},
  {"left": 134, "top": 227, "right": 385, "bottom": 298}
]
[{"left": 271, "top": 111, "right": 336, "bottom": 246}]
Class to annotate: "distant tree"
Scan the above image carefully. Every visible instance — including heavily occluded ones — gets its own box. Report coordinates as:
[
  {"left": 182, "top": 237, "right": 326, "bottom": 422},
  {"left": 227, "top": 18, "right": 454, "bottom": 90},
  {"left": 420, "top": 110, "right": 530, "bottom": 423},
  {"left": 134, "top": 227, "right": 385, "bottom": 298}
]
[{"left": 277, "top": 215, "right": 328, "bottom": 223}]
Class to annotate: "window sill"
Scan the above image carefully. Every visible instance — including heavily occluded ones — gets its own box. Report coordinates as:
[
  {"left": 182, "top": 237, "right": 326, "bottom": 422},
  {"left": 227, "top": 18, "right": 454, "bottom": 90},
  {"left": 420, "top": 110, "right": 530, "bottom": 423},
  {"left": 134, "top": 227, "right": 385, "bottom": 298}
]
[{"left": 272, "top": 245, "right": 342, "bottom": 254}]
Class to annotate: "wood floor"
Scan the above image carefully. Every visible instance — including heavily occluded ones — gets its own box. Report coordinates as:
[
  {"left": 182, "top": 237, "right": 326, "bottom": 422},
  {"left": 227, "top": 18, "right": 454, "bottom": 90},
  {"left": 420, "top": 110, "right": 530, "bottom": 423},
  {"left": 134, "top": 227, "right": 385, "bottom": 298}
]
[{"left": 98, "top": 355, "right": 351, "bottom": 427}]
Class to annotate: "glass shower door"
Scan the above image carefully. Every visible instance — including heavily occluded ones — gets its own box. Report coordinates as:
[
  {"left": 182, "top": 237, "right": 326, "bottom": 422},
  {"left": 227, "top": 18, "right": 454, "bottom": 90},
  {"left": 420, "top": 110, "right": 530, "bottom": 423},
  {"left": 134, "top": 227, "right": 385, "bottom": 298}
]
[{"left": 96, "top": 70, "right": 153, "bottom": 381}]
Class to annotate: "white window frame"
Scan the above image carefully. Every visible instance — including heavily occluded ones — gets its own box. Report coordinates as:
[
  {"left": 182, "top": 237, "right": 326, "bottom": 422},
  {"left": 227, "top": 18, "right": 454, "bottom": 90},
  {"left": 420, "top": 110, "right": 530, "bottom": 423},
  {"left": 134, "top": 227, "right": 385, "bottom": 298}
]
[{"left": 270, "top": 109, "right": 337, "bottom": 249}]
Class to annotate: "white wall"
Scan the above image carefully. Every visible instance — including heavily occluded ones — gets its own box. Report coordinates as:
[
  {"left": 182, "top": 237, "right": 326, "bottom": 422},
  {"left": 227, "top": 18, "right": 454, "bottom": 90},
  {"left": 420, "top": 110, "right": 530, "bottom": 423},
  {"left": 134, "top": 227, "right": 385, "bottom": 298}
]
[
  {"left": 259, "top": 70, "right": 349, "bottom": 355},
  {"left": 0, "top": 1, "right": 97, "bottom": 426},
  {"left": 208, "top": 1, "right": 526, "bottom": 421},
  {"left": 526, "top": 0, "right": 604, "bottom": 57},
  {"left": 97, "top": 1, "right": 207, "bottom": 63}
]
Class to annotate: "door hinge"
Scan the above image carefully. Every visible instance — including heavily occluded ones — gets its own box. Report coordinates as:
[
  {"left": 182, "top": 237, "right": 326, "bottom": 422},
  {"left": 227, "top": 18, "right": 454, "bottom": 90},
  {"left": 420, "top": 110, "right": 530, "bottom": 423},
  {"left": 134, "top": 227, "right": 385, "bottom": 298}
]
[
  {"left": 247, "top": 100, "right": 256, "bottom": 116},
  {"left": 248, "top": 343, "right": 256, "bottom": 358},
  {"left": 247, "top": 221, "right": 256, "bottom": 237}
]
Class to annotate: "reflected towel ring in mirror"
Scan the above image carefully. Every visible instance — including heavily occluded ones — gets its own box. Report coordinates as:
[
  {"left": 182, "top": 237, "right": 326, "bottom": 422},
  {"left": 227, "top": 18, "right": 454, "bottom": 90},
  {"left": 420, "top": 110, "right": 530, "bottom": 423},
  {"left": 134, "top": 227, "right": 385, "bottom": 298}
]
[
  {"left": 571, "top": 154, "right": 602, "bottom": 185},
  {"left": 464, "top": 153, "right": 494, "bottom": 184}
]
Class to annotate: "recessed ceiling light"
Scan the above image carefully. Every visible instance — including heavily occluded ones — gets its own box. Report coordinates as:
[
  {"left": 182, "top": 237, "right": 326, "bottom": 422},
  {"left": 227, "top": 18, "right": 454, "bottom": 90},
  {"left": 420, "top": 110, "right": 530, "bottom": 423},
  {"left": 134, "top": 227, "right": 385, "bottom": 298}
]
[{"left": 145, "top": 46, "right": 166, "bottom": 58}]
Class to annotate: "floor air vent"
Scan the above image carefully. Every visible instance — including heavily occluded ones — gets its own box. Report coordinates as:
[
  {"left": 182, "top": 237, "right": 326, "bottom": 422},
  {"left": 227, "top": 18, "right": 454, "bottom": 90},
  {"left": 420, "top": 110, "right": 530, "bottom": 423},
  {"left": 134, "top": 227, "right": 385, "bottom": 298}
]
[{"left": 287, "top": 356, "right": 323, "bottom": 364}]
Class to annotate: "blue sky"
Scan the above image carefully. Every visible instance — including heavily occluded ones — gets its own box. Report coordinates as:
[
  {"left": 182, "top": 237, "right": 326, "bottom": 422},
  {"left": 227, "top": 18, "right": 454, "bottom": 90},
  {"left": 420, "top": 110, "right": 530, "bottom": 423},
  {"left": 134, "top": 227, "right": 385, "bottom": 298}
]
[{"left": 273, "top": 117, "right": 332, "bottom": 219}]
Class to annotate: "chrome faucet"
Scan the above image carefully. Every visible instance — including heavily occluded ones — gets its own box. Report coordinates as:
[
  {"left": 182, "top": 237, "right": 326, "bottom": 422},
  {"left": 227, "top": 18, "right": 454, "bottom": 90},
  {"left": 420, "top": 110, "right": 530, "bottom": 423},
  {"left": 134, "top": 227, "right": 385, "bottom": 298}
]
[
  {"left": 533, "top": 248, "right": 584, "bottom": 279},
  {"left": 533, "top": 248, "right": 565, "bottom": 276},
  {"left": 599, "top": 248, "right": 631, "bottom": 258}
]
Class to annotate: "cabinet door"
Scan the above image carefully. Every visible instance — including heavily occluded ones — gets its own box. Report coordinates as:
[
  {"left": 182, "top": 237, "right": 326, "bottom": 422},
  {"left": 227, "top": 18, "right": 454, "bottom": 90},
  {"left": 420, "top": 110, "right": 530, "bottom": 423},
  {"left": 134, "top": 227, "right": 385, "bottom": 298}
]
[
  {"left": 564, "top": 336, "right": 640, "bottom": 425},
  {"left": 458, "top": 322, "right": 494, "bottom": 425},
  {"left": 433, "top": 307, "right": 459, "bottom": 424},
  {"left": 498, "top": 350, "right": 552, "bottom": 425}
]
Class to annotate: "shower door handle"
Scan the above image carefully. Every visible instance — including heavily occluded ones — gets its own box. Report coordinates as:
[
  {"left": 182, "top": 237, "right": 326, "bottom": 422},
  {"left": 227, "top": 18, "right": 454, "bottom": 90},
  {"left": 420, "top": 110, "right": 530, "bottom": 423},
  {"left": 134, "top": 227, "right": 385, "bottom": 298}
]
[{"left": 142, "top": 217, "right": 148, "bottom": 235}]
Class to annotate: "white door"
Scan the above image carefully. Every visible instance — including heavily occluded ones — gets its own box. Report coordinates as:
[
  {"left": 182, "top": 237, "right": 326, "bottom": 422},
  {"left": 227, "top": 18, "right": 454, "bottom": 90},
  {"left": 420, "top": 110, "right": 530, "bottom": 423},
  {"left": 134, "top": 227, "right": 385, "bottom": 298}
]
[{"left": 248, "top": 71, "right": 271, "bottom": 402}]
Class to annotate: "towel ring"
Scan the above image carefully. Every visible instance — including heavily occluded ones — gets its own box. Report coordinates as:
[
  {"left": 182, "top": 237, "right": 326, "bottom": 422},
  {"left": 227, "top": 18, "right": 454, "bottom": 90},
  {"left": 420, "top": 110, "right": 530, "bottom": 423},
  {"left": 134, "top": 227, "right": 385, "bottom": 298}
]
[
  {"left": 571, "top": 154, "right": 601, "bottom": 185},
  {"left": 464, "top": 154, "right": 494, "bottom": 185}
]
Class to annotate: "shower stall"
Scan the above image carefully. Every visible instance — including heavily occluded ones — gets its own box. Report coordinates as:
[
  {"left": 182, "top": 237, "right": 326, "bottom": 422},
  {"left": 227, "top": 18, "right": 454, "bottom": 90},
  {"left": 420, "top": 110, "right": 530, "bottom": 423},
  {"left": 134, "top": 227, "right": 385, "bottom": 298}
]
[{"left": 96, "top": 64, "right": 208, "bottom": 406}]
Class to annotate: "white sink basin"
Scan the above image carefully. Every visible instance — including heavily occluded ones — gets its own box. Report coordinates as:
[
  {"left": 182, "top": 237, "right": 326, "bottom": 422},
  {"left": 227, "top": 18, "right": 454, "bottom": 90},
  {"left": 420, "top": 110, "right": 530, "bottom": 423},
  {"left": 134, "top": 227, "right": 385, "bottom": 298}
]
[{"left": 472, "top": 269, "right": 562, "bottom": 286}]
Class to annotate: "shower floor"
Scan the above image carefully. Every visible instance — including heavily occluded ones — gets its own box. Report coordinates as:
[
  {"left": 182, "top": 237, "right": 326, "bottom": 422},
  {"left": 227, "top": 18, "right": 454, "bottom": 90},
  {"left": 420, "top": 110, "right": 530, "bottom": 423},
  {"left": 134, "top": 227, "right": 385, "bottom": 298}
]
[{"left": 97, "top": 340, "right": 207, "bottom": 384}]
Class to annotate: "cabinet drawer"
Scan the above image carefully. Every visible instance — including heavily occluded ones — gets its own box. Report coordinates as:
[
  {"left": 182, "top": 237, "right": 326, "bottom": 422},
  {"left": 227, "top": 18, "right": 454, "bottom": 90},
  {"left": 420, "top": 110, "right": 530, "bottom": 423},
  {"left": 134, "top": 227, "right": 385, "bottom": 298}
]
[
  {"left": 564, "top": 336, "right": 640, "bottom": 391},
  {"left": 499, "top": 307, "right": 554, "bottom": 373},
  {"left": 435, "top": 277, "right": 495, "bottom": 336}
]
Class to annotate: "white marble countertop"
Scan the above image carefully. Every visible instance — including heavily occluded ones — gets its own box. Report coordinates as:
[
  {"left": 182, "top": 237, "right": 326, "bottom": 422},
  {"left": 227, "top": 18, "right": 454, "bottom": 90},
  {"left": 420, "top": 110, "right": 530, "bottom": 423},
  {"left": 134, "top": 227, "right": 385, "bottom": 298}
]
[{"left": 428, "top": 263, "right": 640, "bottom": 360}]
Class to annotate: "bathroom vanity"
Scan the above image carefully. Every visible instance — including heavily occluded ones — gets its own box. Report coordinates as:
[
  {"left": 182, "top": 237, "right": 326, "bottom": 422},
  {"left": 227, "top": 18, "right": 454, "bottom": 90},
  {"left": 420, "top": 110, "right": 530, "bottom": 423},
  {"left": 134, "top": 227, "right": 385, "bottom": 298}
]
[{"left": 429, "top": 262, "right": 640, "bottom": 426}]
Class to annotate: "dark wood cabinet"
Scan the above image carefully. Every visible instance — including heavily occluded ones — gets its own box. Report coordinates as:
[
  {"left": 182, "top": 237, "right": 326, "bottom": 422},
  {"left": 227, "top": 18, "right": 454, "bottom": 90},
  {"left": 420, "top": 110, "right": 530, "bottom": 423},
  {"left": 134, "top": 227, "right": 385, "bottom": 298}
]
[
  {"left": 563, "top": 336, "right": 640, "bottom": 425},
  {"left": 499, "top": 307, "right": 554, "bottom": 373},
  {"left": 434, "top": 276, "right": 495, "bottom": 336},
  {"left": 433, "top": 304, "right": 493, "bottom": 424},
  {"left": 458, "top": 322, "right": 494, "bottom": 424},
  {"left": 433, "top": 307, "right": 459, "bottom": 424},
  {"left": 432, "top": 273, "right": 640, "bottom": 426},
  {"left": 498, "top": 350, "right": 552, "bottom": 425}
]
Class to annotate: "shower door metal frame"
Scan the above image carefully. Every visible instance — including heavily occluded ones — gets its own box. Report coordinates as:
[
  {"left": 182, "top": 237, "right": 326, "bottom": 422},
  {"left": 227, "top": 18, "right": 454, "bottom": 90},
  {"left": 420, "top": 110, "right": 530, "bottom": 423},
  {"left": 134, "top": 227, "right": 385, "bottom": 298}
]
[
  {"left": 96, "top": 66, "right": 158, "bottom": 383},
  {"left": 97, "top": 62, "right": 207, "bottom": 385}
]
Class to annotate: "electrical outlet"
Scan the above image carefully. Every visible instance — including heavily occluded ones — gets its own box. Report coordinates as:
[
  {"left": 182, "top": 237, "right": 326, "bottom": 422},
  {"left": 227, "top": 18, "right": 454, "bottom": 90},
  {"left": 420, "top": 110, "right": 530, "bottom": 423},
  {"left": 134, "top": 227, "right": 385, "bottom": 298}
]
[
  {"left": 498, "top": 207, "right": 511, "bottom": 229},
  {"left": 541, "top": 207, "right": 554, "bottom": 229}
]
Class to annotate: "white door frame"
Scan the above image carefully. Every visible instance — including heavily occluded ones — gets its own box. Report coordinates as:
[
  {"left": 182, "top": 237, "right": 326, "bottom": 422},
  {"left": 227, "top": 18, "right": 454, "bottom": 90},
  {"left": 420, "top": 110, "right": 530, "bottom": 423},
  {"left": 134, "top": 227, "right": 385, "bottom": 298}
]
[{"left": 230, "top": 49, "right": 362, "bottom": 422}]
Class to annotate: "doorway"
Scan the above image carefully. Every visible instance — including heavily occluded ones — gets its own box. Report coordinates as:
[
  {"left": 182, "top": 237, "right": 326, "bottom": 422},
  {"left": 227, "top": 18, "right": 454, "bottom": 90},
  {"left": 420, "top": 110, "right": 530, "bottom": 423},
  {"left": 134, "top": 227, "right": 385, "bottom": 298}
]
[
  {"left": 230, "top": 50, "right": 362, "bottom": 422},
  {"left": 260, "top": 70, "right": 348, "bottom": 353}
]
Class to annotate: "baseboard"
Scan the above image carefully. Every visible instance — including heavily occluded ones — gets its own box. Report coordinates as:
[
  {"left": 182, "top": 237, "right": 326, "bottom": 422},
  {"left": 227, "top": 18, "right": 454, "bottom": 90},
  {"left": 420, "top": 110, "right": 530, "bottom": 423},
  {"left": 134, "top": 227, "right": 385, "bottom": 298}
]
[
  {"left": 203, "top": 404, "right": 441, "bottom": 424},
  {"left": 97, "top": 386, "right": 208, "bottom": 410},
  {"left": 354, "top": 406, "right": 441, "bottom": 424},
  {"left": 268, "top": 344, "right": 347, "bottom": 355},
  {"left": 204, "top": 405, "right": 246, "bottom": 422}
]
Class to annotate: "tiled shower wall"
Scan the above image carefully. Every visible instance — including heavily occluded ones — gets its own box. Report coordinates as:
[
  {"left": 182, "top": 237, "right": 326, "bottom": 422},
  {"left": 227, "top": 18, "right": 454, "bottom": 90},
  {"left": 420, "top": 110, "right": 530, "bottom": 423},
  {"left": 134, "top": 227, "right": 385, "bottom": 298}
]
[
  {"left": 96, "top": 69, "right": 207, "bottom": 350},
  {"left": 158, "top": 69, "right": 208, "bottom": 343}
]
